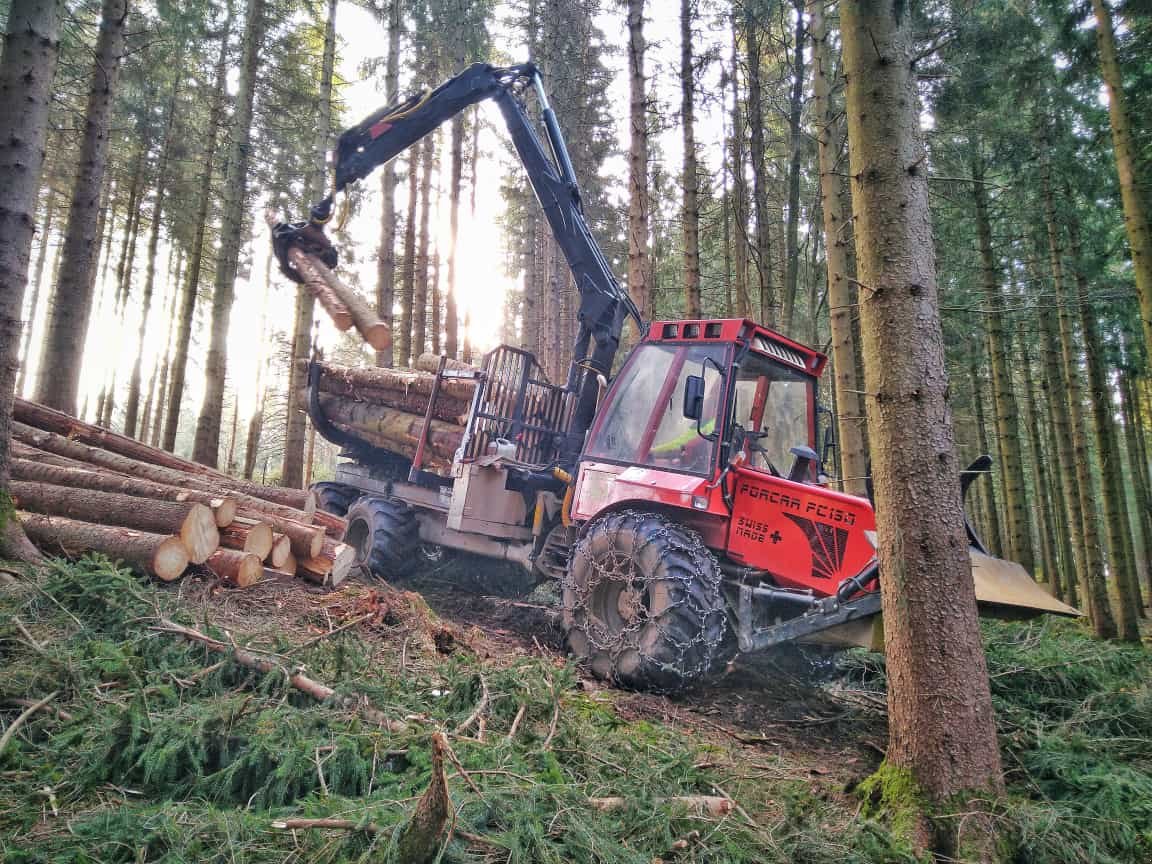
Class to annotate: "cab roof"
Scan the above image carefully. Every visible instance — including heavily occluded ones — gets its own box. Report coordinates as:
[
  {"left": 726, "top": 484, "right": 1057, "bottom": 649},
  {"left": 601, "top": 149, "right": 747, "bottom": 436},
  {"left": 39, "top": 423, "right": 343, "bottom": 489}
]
[{"left": 645, "top": 318, "right": 828, "bottom": 377}]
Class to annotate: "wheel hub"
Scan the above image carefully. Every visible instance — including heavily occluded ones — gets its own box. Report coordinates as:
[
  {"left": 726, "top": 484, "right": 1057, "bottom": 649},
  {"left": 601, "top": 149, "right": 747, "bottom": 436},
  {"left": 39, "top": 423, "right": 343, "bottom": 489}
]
[{"left": 617, "top": 585, "right": 644, "bottom": 623}]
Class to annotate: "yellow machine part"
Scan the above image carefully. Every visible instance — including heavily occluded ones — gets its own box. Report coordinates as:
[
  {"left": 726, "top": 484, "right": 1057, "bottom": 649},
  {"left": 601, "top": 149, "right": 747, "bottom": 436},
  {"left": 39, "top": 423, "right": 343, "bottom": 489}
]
[{"left": 799, "top": 549, "right": 1080, "bottom": 651}]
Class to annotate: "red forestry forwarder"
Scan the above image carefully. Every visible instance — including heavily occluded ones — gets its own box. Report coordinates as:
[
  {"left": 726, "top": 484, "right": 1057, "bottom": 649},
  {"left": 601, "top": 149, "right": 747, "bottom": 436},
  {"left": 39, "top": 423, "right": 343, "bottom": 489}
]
[{"left": 273, "top": 63, "right": 1076, "bottom": 691}]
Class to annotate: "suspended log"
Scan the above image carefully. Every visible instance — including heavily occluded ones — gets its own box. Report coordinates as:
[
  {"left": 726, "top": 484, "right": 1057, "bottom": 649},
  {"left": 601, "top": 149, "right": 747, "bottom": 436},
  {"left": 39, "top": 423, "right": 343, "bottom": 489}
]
[
  {"left": 317, "top": 397, "right": 463, "bottom": 465},
  {"left": 13, "top": 398, "right": 309, "bottom": 510},
  {"left": 219, "top": 520, "right": 274, "bottom": 560},
  {"left": 10, "top": 458, "right": 237, "bottom": 527},
  {"left": 9, "top": 481, "right": 219, "bottom": 564},
  {"left": 206, "top": 549, "right": 263, "bottom": 588},
  {"left": 19, "top": 513, "right": 188, "bottom": 581},
  {"left": 13, "top": 424, "right": 312, "bottom": 524},
  {"left": 314, "top": 256, "right": 392, "bottom": 350},
  {"left": 267, "top": 533, "right": 291, "bottom": 569},
  {"left": 234, "top": 507, "right": 323, "bottom": 558}
]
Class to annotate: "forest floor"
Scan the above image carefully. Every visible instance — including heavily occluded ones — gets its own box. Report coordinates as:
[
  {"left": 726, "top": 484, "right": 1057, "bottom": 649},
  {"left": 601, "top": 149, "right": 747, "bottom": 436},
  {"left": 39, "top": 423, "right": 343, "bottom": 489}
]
[{"left": 0, "top": 556, "right": 1149, "bottom": 863}]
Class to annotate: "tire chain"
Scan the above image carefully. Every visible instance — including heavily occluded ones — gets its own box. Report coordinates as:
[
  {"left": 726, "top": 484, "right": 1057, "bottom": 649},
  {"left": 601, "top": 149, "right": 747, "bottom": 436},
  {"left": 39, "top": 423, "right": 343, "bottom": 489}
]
[{"left": 563, "top": 510, "right": 728, "bottom": 689}]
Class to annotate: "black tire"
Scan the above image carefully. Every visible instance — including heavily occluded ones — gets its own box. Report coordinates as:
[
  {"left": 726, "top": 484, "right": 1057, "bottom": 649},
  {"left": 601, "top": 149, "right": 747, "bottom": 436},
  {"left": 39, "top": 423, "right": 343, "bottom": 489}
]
[
  {"left": 344, "top": 496, "right": 420, "bottom": 581},
  {"left": 562, "top": 510, "right": 733, "bottom": 691},
  {"left": 309, "top": 481, "right": 362, "bottom": 518}
]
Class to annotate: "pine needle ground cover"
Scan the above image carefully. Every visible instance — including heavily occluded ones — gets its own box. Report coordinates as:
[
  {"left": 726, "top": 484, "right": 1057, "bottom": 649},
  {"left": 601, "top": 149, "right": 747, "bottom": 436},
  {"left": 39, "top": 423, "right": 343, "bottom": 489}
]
[{"left": 0, "top": 557, "right": 1147, "bottom": 863}]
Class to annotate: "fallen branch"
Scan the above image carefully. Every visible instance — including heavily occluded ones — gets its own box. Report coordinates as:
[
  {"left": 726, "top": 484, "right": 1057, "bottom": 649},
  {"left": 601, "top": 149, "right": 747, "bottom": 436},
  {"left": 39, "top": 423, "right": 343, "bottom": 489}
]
[
  {"left": 452, "top": 674, "right": 489, "bottom": 738},
  {"left": 4, "top": 697, "right": 73, "bottom": 722},
  {"left": 587, "top": 795, "right": 735, "bottom": 817},
  {"left": 149, "top": 619, "right": 407, "bottom": 731},
  {"left": 0, "top": 692, "right": 58, "bottom": 758}
]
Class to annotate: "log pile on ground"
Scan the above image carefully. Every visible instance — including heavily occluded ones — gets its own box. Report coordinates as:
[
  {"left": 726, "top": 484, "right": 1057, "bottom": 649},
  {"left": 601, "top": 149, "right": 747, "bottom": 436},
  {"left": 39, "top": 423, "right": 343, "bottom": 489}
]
[
  {"left": 295, "top": 357, "right": 479, "bottom": 472},
  {"left": 9, "top": 398, "right": 351, "bottom": 588}
]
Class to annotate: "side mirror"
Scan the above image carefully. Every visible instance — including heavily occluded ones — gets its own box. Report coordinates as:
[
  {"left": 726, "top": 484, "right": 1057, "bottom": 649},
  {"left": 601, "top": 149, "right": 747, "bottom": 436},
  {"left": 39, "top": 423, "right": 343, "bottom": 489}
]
[{"left": 683, "top": 374, "right": 705, "bottom": 420}]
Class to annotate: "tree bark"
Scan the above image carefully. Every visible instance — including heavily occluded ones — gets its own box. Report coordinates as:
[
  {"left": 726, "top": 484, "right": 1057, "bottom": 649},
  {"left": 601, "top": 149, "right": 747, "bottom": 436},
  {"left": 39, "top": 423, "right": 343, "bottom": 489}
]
[
  {"left": 811, "top": 0, "right": 865, "bottom": 496},
  {"left": 192, "top": 0, "right": 264, "bottom": 467},
  {"left": 163, "top": 0, "right": 233, "bottom": 453},
  {"left": 679, "top": 0, "right": 701, "bottom": 319},
  {"left": 10, "top": 481, "right": 218, "bottom": 563},
  {"left": 33, "top": 0, "right": 125, "bottom": 414},
  {"left": 375, "top": 0, "right": 401, "bottom": 367},
  {"left": 149, "top": 249, "right": 183, "bottom": 446},
  {"left": 1090, "top": 0, "right": 1152, "bottom": 366},
  {"left": 413, "top": 132, "right": 434, "bottom": 360},
  {"left": 317, "top": 395, "right": 463, "bottom": 467},
  {"left": 0, "top": 0, "right": 61, "bottom": 557},
  {"left": 840, "top": 0, "right": 1003, "bottom": 839},
  {"left": 626, "top": 0, "right": 650, "bottom": 327},
  {"left": 282, "top": 0, "right": 337, "bottom": 488},
  {"left": 20, "top": 513, "right": 187, "bottom": 580},
  {"left": 971, "top": 155, "right": 1033, "bottom": 574},
  {"left": 728, "top": 30, "right": 752, "bottom": 318},
  {"left": 1120, "top": 369, "right": 1152, "bottom": 598},
  {"left": 305, "top": 359, "right": 476, "bottom": 402},
  {"left": 1039, "top": 147, "right": 1117, "bottom": 639},
  {"left": 125, "top": 76, "right": 180, "bottom": 438},
  {"left": 969, "top": 358, "right": 1004, "bottom": 557},
  {"left": 398, "top": 150, "right": 420, "bottom": 367},
  {"left": 1067, "top": 212, "right": 1142, "bottom": 638},
  {"left": 744, "top": 9, "right": 773, "bottom": 326},
  {"left": 781, "top": 0, "right": 806, "bottom": 333},
  {"left": 16, "top": 183, "right": 57, "bottom": 396}
]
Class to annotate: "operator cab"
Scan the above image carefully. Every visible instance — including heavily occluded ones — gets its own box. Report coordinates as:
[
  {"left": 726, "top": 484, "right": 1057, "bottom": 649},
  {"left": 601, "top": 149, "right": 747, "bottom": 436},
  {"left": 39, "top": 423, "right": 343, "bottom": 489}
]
[{"left": 584, "top": 319, "right": 827, "bottom": 484}]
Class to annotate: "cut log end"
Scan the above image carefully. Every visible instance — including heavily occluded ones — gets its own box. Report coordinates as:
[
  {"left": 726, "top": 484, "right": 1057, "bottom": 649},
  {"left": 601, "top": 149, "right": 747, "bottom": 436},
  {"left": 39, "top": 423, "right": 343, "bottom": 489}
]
[
  {"left": 153, "top": 537, "right": 191, "bottom": 582},
  {"left": 362, "top": 323, "right": 392, "bottom": 351},
  {"left": 210, "top": 497, "right": 237, "bottom": 527},
  {"left": 207, "top": 549, "right": 263, "bottom": 588},
  {"left": 180, "top": 503, "right": 220, "bottom": 565},
  {"left": 267, "top": 533, "right": 291, "bottom": 569}
]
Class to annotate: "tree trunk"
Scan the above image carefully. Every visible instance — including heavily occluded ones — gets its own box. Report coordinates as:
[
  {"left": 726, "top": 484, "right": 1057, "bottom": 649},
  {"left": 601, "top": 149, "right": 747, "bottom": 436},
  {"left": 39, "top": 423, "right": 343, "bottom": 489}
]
[
  {"left": 375, "top": 0, "right": 400, "bottom": 368},
  {"left": 728, "top": 30, "right": 752, "bottom": 318},
  {"left": 20, "top": 512, "right": 188, "bottom": 580},
  {"left": 969, "top": 358, "right": 1004, "bottom": 557},
  {"left": 125, "top": 77, "right": 180, "bottom": 438},
  {"left": 626, "top": 0, "right": 650, "bottom": 327},
  {"left": 10, "top": 481, "right": 218, "bottom": 563},
  {"left": 412, "top": 132, "right": 434, "bottom": 360},
  {"left": 16, "top": 184, "right": 57, "bottom": 395},
  {"left": 1067, "top": 212, "right": 1142, "bottom": 638},
  {"left": 282, "top": 0, "right": 337, "bottom": 489},
  {"left": 445, "top": 90, "right": 464, "bottom": 358},
  {"left": 34, "top": 0, "right": 126, "bottom": 414},
  {"left": 0, "top": 0, "right": 61, "bottom": 563},
  {"left": 1039, "top": 148, "right": 1117, "bottom": 639},
  {"left": 398, "top": 150, "right": 419, "bottom": 367},
  {"left": 192, "top": 0, "right": 264, "bottom": 467},
  {"left": 781, "top": 0, "right": 805, "bottom": 333},
  {"left": 1120, "top": 369, "right": 1152, "bottom": 598},
  {"left": 840, "top": 0, "right": 1002, "bottom": 843},
  {"left": 679, "top": 0, "right": 700, "bottom": 319},
  {"left": 744, "top": 10, "right": 773, "bottom": 326},
  {"left": 150, "top": 249, "right": 183, "bottom": 446},
  {"left": 164, "top": 0, "right": 234, "bottom": 453},
  {"left": 971, "top": 154, "right": 1033, "bottom": 574},
  {"left": 1090, "top": 0, "right": 1152, "bottom": 365},
  {"left": 11, "top": 458, "right": 236, "bottom": 526},
  {"left": 812, "top": 0, "right": 865, "bottom": 497}
]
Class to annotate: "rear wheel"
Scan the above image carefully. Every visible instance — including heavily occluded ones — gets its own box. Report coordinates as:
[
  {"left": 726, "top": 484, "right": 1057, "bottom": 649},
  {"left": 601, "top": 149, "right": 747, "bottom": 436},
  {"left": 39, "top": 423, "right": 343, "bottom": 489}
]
[
  {"left": 344, "top": 496, "right": 420, "bottom": 581},
  {"left": 309, "top": 481, "right": 362, "bottom": 518},
  {"left": 562, "top": 511, "right": 733, "bottom": 691}
]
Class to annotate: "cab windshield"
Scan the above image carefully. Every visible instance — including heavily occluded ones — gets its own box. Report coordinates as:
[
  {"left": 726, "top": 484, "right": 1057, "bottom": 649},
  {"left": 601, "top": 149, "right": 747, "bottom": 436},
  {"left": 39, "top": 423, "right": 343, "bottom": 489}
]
[
  {"left": 730, "top": 350, "right": 815, "bottom": 474},
  {"left": 585, "top": 343, "right": 727, "bottom": 475}
]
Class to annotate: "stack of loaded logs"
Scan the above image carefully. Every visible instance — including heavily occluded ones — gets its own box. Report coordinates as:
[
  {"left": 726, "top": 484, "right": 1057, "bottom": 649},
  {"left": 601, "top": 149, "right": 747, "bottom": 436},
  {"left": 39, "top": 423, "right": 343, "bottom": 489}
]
[
  {"left": 296, "top": 353, "right": 478, "bottom": 474},
  {"left": 9, "top": 398, "right": 353, "bottom": 589}
]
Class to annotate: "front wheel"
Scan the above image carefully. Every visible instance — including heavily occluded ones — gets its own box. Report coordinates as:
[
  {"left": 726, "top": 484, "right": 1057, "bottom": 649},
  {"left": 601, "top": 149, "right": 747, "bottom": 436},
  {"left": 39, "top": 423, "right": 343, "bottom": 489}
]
[
  {"left": 344, "top": 497, "right": 420, "bottom": 580},
  {"left": 562, "top": 511, "right": 733, "bottom": 691}
]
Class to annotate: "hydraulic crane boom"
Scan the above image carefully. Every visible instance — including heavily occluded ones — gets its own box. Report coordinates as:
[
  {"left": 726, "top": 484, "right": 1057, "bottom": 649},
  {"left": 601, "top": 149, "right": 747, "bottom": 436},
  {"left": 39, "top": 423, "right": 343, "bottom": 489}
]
[{"left": 293, "top": 62, "right": 642, "bottom": 461}]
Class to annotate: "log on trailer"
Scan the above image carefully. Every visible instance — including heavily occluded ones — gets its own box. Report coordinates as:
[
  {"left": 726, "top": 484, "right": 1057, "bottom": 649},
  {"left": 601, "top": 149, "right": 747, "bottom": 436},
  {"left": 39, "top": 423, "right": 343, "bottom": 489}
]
[
  {"left": 19, "top": 513, "right": 189, "bottom": 581},
  {"left": 303, "top": 360, "right": 477, "bottom": 403},
  {"left": 316, "top": 395, "right": 464, "bottom": 466},
  {"left": 296, "top": 377, "right": 471, "bottom": 425},
  {"left": 9, "top": 481, "right": 219, "bottom": 564},
  {"left": 10, "top": 458, "right": 238, "bottom": 527}
]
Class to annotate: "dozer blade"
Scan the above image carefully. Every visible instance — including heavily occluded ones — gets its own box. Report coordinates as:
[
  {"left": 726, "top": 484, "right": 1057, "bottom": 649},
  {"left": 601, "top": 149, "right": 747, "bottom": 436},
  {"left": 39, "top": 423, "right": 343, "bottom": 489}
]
[{"left": 970, "top": 549, "right": 1080, "bottom": 619}]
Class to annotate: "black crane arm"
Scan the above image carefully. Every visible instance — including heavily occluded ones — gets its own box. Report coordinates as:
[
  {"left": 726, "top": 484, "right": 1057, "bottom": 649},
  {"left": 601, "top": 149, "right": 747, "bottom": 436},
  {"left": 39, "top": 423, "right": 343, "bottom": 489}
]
[{"left": 299, "top": 62, "right": 641, "bottom": 453}]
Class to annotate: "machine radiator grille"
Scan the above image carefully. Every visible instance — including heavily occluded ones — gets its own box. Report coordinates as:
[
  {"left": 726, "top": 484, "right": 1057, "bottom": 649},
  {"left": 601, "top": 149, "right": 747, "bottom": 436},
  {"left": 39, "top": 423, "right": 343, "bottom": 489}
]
[{"left": 463, "top": 346, "right": 574, "bottom": 467}]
